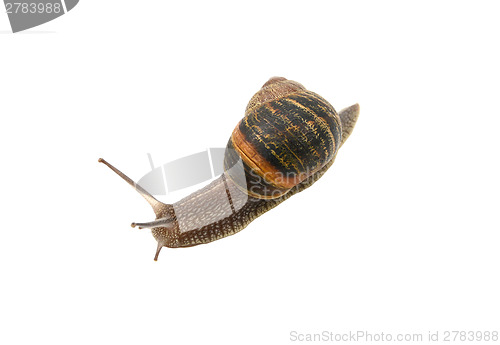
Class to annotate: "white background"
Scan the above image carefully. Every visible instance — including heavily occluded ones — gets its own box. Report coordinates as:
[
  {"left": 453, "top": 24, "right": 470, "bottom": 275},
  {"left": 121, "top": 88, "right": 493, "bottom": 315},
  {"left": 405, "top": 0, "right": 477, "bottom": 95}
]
[{"left": 1, "top": 1, "right": 499, "bottom": 344}]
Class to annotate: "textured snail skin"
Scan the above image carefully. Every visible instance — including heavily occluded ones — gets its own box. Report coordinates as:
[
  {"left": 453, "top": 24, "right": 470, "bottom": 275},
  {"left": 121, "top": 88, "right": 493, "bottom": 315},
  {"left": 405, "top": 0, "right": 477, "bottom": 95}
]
[
  {"left": 152, "top": 157, "right": 335, "bottom": 249},
  {"left": 99, "top": 77, "right": 359, "bottom": 260}
]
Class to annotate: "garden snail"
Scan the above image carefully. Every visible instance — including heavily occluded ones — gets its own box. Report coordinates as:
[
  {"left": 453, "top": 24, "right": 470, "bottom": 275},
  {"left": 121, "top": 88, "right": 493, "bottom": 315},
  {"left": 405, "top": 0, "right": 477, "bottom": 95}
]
[{"left": 99, "top": 77, "right": 359, "bottom": 260}]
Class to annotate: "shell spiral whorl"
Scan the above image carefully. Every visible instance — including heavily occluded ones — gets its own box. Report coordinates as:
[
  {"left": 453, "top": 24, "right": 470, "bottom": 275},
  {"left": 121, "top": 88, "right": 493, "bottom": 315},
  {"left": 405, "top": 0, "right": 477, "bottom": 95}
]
[{"left": 224, "top": 77, "right": 342, "bottom": 200}]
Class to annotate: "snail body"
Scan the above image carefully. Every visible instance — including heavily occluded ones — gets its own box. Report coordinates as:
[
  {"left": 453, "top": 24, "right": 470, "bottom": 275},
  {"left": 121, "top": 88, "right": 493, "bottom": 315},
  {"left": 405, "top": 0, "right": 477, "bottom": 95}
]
[{"left": 99, "top": 77, "right": 359, "bottom": 260}]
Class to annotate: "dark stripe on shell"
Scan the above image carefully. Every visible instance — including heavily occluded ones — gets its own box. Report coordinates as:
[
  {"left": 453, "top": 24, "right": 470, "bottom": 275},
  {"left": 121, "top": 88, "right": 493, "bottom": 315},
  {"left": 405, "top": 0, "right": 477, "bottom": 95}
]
[{"left": 238, "top": 91, "right": 340, "bottom": 177}]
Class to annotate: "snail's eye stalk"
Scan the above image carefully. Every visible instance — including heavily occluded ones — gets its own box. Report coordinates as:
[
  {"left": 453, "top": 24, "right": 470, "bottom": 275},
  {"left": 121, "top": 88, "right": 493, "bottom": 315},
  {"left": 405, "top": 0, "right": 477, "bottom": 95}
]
[
  {"left": 99, "top": 158, "right": 174, "bottom": 261},
  {"left": 98, "top": 158, "right": 165, "bottom": 216}
]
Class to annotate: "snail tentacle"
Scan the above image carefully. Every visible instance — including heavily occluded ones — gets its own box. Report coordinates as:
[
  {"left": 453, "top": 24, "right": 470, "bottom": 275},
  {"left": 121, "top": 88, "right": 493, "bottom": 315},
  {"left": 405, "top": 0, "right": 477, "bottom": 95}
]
[
  {"left": 154, "top": 242, "right": 164, "bottom": 261},
  {"left": 131, "top": 218, "right": 174, "bottom": 229},
  {"left": 98, "top": 158, "right": 169, "bottom": 216}
]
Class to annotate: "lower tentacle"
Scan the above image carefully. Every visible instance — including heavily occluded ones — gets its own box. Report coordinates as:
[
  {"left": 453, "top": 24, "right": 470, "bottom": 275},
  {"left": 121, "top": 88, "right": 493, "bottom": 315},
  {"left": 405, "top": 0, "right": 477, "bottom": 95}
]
[{"left": 131, "top": 218, "right": 174, "bottom": 229}]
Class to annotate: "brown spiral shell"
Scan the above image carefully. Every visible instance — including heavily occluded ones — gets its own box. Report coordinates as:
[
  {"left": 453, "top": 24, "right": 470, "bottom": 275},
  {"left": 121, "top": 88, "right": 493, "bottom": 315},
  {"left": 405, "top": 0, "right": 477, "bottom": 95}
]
[{"left": 224, "top": 77, "right": 342, "bottom": 199}]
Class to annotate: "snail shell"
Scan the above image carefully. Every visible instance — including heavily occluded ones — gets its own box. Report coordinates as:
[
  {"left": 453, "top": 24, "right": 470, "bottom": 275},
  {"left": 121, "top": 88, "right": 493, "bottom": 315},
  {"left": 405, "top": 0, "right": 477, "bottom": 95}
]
[{"left": 224, "top": 77, "right": 342, "bottom": 199}]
